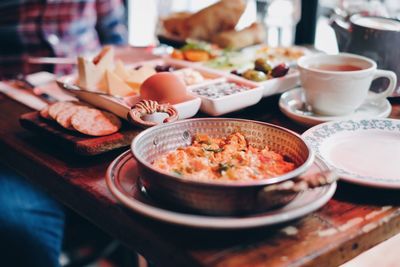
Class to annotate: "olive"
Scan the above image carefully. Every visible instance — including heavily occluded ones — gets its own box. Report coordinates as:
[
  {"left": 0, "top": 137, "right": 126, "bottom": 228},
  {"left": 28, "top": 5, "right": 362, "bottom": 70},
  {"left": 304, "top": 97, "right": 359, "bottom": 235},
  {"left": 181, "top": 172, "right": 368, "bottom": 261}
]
[
  {"left": 271, "top": 63, "right": 289, "bottom": 77},
  {"left": 254, "top": 58, "right": 272, "bottom": 74},
  {"left": 242, "top": 69, "right": 267, "bottom": 82},
  {"left": 230, "top": 70, "right": 241, "bottom": 76},
  {"left": 155, "top": 64, "right": 175, "bottom": 72}
]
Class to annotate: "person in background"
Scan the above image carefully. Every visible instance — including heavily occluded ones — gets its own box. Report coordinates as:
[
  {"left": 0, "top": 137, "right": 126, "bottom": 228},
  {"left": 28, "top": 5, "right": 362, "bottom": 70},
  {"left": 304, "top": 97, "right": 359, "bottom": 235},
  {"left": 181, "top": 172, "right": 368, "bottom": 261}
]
[
  {"left": 0, "top": 1, "right": 127, "bottom": 266},
  {"left": 0, "top": 0, "right": 127, "bottom": 78}
]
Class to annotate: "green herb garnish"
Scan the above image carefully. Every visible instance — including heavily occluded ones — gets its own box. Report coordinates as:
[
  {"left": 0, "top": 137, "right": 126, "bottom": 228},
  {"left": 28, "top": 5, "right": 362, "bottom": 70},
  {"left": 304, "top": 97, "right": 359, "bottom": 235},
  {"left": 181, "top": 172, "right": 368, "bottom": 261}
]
[
  {"left": 181, "top": 39, "right": 212, "bottom": 53},
  {"left": 203, "top": 147, "right": 223, "bottom": 153},
  {"left": 172, "top": 169, "right": 182, "bottom": 176},
  {"left": 217, "top": 163, "right": 233, "bottom": 173}
]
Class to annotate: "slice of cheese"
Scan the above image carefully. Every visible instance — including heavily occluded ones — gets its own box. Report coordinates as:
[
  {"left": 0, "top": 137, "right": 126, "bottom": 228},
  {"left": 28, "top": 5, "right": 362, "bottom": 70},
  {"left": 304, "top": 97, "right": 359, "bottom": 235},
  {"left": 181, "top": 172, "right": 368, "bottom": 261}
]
[
  {"left": 125, "top": 80, "right": 141, "bottom": 92},
  {"left": 77, "top": 46, "right": 115, "bottom": 93},
  {"left": 114, "top": 60, "right": 132, "bottom": 81},
  {"left": 125, "top": 65, "right": 156, "bottom": 91},
  {"left": 77, "top": 57, "right": 106, "bottom": 92},
  {"left": 106, "top": 70, "right": 136, "bottom": 97},
  {"left": 94, "top": 46, "right": 115, "bottom": 70},
  {"left": 97, "top": 74, "right": 109, "bottom": 93}
]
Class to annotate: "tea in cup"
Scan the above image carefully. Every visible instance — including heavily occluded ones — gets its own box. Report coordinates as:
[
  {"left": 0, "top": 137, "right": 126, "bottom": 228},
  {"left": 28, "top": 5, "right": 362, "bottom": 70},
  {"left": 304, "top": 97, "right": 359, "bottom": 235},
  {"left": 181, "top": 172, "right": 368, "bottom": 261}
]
[{"left": 297, "top": 53, "right": 397, "bottom": 116}]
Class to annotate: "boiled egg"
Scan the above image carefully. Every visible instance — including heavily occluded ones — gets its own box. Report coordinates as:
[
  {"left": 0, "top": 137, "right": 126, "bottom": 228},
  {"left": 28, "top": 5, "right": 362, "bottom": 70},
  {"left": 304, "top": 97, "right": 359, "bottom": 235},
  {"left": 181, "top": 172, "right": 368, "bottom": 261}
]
[{"left": 140, "top": 72, "right": 190, "bottom": 104}]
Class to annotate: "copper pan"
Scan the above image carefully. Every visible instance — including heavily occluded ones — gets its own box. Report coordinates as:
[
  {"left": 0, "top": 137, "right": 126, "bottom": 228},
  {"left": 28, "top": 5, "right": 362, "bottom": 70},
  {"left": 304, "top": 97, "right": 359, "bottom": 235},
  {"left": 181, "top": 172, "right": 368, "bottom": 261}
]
[{"left": 131, "top": 118, "right": 335, "bottom": 215}]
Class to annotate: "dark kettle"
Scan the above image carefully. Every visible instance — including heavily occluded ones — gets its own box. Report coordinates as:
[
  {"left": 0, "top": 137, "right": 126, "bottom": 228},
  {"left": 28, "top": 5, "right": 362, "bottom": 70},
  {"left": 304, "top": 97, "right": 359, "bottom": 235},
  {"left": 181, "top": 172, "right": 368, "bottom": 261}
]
[{"left": 330, "top": 14, "right": 400, "bottom": 95}]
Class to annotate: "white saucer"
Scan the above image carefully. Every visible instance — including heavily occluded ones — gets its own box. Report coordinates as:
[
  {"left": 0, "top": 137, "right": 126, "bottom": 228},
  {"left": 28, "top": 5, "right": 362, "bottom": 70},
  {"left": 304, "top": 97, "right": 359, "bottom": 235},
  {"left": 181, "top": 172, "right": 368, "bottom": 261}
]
[
  {"left": 279, "top": 87, "right": 392, "bottom": 126},
  {"left": 106, "top": 151, "right": 336, "bottom": 230},
  {"left": 302, "top": 119, "right": 400, "bottom": 189}
]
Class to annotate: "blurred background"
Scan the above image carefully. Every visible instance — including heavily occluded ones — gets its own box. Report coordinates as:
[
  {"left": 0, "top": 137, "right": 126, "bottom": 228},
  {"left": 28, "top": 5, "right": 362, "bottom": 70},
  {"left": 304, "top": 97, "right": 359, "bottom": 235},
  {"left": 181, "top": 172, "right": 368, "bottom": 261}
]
[{"left": 127, "top": 0, "right": 400, "bottom": 54}]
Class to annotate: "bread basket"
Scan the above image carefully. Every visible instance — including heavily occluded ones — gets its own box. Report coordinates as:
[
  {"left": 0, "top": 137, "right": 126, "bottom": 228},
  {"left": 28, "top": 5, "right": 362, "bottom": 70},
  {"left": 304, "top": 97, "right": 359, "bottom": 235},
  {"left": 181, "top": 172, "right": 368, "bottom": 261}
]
[{"left": 131, "top": 118, "right": 316, "bottom": 215}]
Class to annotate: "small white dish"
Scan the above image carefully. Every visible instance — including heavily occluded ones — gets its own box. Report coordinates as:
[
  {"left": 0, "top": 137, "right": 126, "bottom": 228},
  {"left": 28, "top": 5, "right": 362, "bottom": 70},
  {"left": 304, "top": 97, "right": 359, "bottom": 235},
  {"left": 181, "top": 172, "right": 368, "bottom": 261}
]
[
  {"left": 260, "top": 69, "right": 299, "bottom": 97},
  {"left": 233, "top": 45, "right": 316, "bottom": 98},
  {"left": 188, "top": 77, "right": 264, "bottom": 116},
  {"left": 239, "top": 69, "right": 300, "bottom": 97},
  {"left": 198, "top": 46, "right": 307, "bottom": 98},
  {"left": 106, "top": 150, "right": 336, "bottom": 229},
  {"left": 279, "top": 87, "right": 392, "bottom": 126},
  {"left": 302, "top": 119, "right": 400, "bottom": 189}
]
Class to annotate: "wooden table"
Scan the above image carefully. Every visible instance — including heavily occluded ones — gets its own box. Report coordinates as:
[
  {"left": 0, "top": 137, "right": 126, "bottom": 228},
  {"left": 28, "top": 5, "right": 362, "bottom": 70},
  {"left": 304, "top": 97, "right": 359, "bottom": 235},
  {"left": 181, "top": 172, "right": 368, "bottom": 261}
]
[{"left": 1, "top": 49, "right": 400, "bottom": 267}]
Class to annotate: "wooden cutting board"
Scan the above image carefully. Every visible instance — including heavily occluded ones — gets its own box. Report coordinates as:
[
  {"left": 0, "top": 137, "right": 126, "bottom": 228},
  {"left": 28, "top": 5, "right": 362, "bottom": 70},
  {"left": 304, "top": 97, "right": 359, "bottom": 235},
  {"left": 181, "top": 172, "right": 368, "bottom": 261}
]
[{"left": 20, "top": 111, "right": 142, "bottom": 156}]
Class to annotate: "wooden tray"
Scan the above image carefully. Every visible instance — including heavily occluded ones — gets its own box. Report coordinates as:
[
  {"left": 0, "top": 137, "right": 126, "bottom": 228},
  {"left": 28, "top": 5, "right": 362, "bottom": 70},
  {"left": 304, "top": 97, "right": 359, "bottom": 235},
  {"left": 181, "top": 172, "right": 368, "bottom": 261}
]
[{"left": 20, "top": 111, "right": 141, "bottom": 156}]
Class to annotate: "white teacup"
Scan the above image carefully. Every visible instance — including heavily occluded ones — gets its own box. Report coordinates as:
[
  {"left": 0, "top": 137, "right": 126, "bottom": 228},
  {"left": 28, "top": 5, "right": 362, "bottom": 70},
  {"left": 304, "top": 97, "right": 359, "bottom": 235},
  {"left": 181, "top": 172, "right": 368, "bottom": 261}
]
[{"left": 297, "top": 53, "right": 397, "bottom": 116}]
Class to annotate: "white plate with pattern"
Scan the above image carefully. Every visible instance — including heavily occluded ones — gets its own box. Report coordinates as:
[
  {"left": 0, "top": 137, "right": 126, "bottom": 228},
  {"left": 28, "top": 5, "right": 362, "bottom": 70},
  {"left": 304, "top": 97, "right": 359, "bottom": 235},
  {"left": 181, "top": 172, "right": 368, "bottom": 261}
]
[
  {"left": 106, "top": 150, "right": 336, "bottom": 229},
  {"left": 302, "top": 119, "right": 400, "bottom": 189}
]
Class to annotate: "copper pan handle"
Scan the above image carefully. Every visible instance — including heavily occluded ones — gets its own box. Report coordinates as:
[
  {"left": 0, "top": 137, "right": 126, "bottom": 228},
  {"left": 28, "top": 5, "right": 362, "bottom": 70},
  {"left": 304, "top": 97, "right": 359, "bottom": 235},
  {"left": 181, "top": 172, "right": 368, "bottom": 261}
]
[{"left": 257, "top": 170, "right": 338, "bottom": 208}]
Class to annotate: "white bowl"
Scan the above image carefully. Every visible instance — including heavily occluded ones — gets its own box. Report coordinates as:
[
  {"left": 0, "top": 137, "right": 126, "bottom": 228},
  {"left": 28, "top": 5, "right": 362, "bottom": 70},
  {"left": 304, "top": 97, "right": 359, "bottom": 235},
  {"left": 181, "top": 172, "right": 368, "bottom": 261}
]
[{"left": 187, "top": 77, "right": 264, "bottom": 116}]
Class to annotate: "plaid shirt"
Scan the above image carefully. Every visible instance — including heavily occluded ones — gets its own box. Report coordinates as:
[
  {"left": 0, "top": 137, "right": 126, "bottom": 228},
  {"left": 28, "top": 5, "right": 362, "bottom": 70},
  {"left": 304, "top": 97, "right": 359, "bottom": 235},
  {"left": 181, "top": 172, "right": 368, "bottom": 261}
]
[{"left": 0, "top": 0, "right": 127, "bottom": 78}]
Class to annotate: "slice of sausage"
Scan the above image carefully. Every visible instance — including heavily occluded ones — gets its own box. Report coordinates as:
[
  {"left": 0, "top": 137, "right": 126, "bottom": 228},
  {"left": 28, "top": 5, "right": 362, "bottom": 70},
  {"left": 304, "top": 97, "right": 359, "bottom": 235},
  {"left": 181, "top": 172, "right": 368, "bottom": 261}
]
[
  {"left": 39, "top": 105, "right": 52, "bottom": 120},
  {"left": 71, "top": 109, "right": 121, "bottom": 136},
  {"left": 48, "top": 101, "right": 77, "bottom": 120},
  {"left": 56, "top": 105, "right": 89, "bottom": 130}
]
